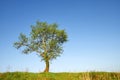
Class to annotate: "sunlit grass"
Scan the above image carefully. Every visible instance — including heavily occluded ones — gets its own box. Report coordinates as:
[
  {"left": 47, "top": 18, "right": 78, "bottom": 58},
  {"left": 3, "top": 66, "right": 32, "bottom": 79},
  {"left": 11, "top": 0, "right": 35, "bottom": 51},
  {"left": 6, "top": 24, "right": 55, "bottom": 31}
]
[{"left": 0, "top": 72, "right": 120, "bottom": 80}]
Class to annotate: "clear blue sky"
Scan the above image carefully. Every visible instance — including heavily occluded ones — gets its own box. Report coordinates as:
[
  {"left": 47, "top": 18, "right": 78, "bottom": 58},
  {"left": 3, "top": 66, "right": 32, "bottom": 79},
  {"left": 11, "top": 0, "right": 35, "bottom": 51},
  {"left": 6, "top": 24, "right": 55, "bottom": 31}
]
[{"left": 0, "top": 0, "right": 120, "bottom": 72}]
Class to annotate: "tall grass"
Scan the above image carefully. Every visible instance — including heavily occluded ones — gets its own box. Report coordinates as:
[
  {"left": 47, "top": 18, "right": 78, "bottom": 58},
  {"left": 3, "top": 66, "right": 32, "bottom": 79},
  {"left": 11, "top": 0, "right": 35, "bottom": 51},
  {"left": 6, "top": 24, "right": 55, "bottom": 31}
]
[{"left": 0, "top": 72, "right": 120, "bottom": 80}]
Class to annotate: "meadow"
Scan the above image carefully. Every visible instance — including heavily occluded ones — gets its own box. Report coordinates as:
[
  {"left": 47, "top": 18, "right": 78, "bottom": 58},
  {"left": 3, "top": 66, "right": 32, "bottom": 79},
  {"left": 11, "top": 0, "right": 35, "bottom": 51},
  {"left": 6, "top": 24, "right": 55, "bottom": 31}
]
[{"left": 0, "top": 72, "right": 120, "bottom": 80}]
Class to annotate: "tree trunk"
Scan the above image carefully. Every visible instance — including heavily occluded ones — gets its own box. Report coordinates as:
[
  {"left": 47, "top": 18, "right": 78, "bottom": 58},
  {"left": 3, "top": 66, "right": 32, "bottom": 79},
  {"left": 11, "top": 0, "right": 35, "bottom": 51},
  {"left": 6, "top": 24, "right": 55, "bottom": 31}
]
[{"left": 44, "top": 60, "right": 49, "bottom": 72}]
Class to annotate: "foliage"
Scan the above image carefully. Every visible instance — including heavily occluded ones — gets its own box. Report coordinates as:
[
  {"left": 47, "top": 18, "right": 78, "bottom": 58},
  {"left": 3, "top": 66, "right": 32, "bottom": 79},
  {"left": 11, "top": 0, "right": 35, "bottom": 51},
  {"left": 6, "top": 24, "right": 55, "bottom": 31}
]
[
  {"left": 14, "top": 21, "right": 68, "bottom": 72},
  {"left": 0, "top": 72, "right": 120, "bottom": 80}
]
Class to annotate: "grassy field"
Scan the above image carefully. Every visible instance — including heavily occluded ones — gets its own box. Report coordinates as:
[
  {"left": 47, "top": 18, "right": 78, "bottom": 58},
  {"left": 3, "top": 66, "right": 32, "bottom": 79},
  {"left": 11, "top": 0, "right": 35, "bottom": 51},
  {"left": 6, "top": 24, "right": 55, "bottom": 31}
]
[{"left": 0, "top": 72, "right": 120, "bottom": 80}]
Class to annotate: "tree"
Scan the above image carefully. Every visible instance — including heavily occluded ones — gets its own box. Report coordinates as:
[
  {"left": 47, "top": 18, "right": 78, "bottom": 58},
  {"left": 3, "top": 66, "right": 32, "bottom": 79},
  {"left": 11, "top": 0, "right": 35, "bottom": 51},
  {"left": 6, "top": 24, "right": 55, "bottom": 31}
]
[{"left": 14, "top": 21, "right": 68, "bottom": 72}]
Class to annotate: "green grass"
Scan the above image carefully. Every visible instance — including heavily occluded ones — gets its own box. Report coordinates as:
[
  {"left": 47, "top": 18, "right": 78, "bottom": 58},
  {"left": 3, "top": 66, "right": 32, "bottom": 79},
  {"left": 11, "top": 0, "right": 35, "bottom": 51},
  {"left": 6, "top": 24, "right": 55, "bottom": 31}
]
[{"left": 0, "top": 72, "right": 120, "bottom": 80}]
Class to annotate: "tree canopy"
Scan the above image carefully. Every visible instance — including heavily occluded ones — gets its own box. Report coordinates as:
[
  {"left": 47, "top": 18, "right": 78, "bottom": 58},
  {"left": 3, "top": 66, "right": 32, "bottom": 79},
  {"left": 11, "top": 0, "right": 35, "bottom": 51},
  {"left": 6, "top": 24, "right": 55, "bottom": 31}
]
[{"left": 14, "top": 21, "right": 68, "bottom": 72}]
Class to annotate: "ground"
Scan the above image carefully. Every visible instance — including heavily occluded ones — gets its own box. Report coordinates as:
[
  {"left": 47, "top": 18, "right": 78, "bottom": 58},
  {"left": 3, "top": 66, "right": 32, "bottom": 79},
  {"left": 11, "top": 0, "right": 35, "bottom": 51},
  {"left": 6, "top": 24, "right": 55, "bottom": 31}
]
[{"left": 0, "top": 72, "right": 120, "bottom": 80}]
